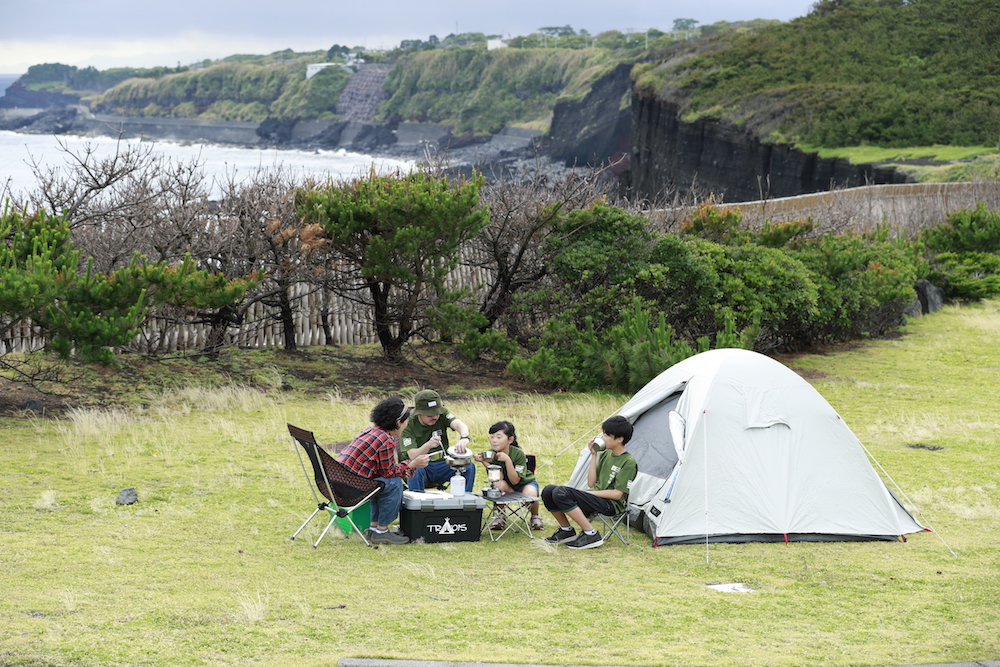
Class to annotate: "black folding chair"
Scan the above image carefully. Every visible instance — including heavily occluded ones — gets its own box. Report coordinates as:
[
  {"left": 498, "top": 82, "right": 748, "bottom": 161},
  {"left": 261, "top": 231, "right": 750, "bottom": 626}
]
[
  {"left": 288, "top": 423, "right": 384, "bottom": 548},
  {"left": 590, "top": 509, "right": 631, "bottom": 545}
]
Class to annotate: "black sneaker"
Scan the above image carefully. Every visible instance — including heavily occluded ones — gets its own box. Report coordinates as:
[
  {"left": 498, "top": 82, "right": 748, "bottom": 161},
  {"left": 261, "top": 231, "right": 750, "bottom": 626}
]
[
  {"left": 566, "top": 531, "right": 604, "bottom": 549},
  {"left": 369, "top": 530, "right": 410, "bottom": 545},
  {"left": 544, "top": 526, "right": 577, "bottom": 544}
]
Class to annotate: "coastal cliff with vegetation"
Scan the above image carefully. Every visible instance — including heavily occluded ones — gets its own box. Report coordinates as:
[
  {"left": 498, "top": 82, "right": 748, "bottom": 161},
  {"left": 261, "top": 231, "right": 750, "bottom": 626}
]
[
  {"left": 5, "top": 3, "right": 1000, "bottom": 199},
  {"left": 628, "top": 0, "right": 1000, "bottom": 200}
]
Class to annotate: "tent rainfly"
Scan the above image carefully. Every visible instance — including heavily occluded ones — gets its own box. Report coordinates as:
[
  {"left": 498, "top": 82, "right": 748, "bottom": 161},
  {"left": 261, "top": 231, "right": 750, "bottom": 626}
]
[{"left": 566, "top": 348, "right": 926, "bottom": 545}]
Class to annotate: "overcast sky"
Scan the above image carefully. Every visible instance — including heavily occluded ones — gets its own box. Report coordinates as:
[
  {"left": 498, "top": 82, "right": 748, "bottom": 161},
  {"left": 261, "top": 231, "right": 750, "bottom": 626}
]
[{"left": 1, "top": 0, "right": 817, "bottom": 74}]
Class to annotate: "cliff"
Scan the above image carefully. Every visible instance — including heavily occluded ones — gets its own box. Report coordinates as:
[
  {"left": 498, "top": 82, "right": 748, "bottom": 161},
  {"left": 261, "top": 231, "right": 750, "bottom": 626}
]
[
  {"left": 628, "top": 91, "right": 911, "bottom": 202},
  {"left": 547, "top": 62, "right": 632, "bottom": 173}
]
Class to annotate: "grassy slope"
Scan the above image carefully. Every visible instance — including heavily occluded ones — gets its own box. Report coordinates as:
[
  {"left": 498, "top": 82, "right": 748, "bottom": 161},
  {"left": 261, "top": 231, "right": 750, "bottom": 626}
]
[
  {"left": 635, "top": 0, "right": 1000, "bottom": 150},
  {"left": 377, "top": 47, "right": 618, "bottom": 136},
  {"left": 2, "top": 304, "right": 999, "bottom": 666}
]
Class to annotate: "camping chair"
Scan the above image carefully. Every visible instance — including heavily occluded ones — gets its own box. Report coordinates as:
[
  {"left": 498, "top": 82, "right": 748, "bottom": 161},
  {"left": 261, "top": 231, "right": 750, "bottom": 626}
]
[
  {"left": 590, "top": 509, "right": 631, "bottom": 545},
  {"left": 287, "top": 423, "right": 385, "bottom": 548}
]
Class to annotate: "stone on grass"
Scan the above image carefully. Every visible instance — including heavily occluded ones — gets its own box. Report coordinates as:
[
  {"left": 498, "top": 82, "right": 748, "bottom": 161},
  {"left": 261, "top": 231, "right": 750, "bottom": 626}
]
[
  {"left": 20, "top": 399, "right": 44, "bottom": 412},
  {"left": 115, "top": 487, "right": 138, "bottom": 505}
]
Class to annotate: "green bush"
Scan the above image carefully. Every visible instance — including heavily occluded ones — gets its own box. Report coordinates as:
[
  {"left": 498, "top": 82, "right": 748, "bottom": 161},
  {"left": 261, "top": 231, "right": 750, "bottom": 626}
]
[
  {"left": 919, "top": 203, "right": 1000, "bottom": 301},
  {"left": 688, "top": 239, "right": 818, "bottom": 350},
  {"left": 921, "top": 202, "right": 1000, "bottom": 254},
  {"left": 507, "top": 296, "right": 754, "bottom": 392},
  {"left": 789, "top": 232, "right": 917, "bottom": 341},
  {"left": 926, "top": 251, "right": 1000, "bottom": 301},
  {"left": 544, "top": 205, "right": 655, "bottom": 292},
  {"left": 629, "top": 233, "right": 721, "bottom": 336}
]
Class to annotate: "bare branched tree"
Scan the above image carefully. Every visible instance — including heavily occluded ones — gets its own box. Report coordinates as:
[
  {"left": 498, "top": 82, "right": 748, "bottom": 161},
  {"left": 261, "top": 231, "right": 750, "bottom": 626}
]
[{"left": 470, "top": 158, "right": 613, "bottom": 340}]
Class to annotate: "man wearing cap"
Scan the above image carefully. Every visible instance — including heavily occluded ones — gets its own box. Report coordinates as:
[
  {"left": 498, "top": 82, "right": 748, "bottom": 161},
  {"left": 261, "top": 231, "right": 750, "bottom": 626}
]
[{"left": 401, "top": 389, "right": 476, "bottom": 493}]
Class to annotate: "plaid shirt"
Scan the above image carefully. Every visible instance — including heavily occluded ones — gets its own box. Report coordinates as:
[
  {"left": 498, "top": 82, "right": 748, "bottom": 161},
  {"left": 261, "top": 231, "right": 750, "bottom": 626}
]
[{"left": 337, "top": 425, "right": 410, "bottom": 480}]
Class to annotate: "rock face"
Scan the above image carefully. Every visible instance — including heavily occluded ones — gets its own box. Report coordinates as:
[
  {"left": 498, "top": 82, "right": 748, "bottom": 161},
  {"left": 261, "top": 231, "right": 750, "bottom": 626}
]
[
  {"left": 629, "top": 91, "right": 911, "bottom": 202},
  {"left": 0, "top": 81, "right": 80, "bottom": 109},
  {"left": 548, "top": 62, "right": 633, "bottom": 171},
  {"left": 0, "top": 107, "right": 81, "bottom": 134}
]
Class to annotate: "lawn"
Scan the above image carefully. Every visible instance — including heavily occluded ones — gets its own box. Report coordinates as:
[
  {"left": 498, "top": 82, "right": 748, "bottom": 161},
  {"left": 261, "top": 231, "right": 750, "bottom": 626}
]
[{"left": 1, "top": 303, "right": 999, "bottom": 667}]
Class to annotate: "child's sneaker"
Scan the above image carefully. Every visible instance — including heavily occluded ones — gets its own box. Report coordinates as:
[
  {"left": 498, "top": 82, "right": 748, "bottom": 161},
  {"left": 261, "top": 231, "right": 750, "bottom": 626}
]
[
  {"left": 566, "top": 531, "right": 604, "bottom": 549},
  {"left": 489, "top": 513, "right": 507, "bottom": 530},
  {"left": 544, "top": 526, "right": 577, "bottom": 544},
  {"left": 530, "top": 515, "right": 544, "bottom": 530}
]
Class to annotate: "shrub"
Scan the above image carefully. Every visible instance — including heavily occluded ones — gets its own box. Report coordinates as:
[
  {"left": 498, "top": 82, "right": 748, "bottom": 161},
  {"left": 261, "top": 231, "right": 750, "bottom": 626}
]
[
  {"left": 544, "top": 204, "right": 655, "bottom": 291},
  {"left": 921, "top": 202, "right": 1000, "bottom": 255},
  {"left": 926, "top": 251, "right": 1000, "bottom": 301},
  {"left": 507, "top": 297, "right": 754, "bottom": 392},
  {"left": 920, "top": 203, "right": 1000, "bottom": 301},
  {"left": 688, "top": 239, "right": 818, "bottom": 351},
  {"left": 789, "top": 232, "right": 917, "bottom": 342}
]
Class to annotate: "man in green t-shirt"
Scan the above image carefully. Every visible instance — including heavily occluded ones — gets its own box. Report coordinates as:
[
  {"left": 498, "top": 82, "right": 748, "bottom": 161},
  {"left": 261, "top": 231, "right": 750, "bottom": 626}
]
[
  {"left": 541, "top": 415, "right": 638, "bottom": 549},
  {"left": 400, "top": 389, "right": 476, "bottom": 493}
]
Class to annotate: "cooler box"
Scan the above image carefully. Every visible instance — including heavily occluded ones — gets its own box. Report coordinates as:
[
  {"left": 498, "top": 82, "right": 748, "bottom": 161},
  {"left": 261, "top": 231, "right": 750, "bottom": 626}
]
[
  {"left": 400, "top": 490, "right": 485, "bottom": 543},
  {"left": 332, "top": 501, "right": 370, "bottom": 535}
]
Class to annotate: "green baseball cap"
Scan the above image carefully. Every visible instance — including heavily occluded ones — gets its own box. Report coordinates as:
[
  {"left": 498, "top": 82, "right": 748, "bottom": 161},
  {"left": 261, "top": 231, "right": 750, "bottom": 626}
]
[{"left": 413, "top": 389, "right": 447, "bottom": 416}]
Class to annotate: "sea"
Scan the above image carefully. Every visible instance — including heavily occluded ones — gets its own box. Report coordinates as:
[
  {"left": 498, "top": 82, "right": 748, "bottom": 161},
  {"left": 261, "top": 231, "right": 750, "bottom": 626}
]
[{"left": 0, "top": 130, "right": 415, "bottom": 202}]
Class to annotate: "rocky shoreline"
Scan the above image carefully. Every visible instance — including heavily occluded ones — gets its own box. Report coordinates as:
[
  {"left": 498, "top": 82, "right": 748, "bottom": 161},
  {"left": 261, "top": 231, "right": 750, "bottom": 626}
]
[{"left": 0, "top": 106, "right": 592, "bottom": 184}]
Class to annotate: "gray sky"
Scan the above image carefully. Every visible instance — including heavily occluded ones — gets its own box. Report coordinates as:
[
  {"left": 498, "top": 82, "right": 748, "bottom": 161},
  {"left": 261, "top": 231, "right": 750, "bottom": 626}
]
[{"left": 0, "top": 0, "right": 816, "bottom": 74}]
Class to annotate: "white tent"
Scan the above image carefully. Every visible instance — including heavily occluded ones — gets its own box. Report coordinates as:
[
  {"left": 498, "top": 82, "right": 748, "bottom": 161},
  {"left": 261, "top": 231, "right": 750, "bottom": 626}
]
[{"left": 567, "top": 348, "right": 925, "bottom": 545}]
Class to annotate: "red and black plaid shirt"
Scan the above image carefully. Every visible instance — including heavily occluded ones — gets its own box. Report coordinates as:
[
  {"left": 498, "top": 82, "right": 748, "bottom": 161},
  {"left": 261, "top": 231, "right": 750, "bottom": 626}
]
[{"left": 337, "top": 425, "right": 410, "bottom": 480}]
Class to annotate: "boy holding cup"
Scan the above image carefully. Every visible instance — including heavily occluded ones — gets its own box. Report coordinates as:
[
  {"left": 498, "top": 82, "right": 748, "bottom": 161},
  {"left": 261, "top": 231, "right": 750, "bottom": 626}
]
[{"left": 541, "top": 415, "right": 637, "bottom": 549}]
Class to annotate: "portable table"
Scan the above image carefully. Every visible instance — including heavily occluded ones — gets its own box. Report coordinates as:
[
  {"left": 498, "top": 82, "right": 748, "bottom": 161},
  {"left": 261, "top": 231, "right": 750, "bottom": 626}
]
[{"left": 481, "top": 490, "right": 536, "bottom": 541}]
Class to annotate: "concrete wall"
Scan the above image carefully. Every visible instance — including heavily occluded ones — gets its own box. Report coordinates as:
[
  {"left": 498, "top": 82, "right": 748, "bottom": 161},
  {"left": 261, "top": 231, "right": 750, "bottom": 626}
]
[
  {"left": 650, "top": 182, "right": 1000, "bottom": 234},
  {"left": 82, "top": 113, "right": 262, "bottom": 145}
]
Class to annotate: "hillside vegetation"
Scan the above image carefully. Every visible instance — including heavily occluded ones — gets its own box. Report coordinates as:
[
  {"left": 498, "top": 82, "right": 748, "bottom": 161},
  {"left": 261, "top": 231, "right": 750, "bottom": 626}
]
[
  {"left": 378, "top": 47, "right": 618, "bottom": 136},
  {"left": 634, "top": 0, "right": 1000, "bottom": 148},
  {"left": 91, "top": 60, "right": 350, "bottom": 121}
]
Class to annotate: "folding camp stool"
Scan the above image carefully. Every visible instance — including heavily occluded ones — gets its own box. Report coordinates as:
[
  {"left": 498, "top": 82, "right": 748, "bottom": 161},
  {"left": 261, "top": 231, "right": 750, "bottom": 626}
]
[{"left": 591, "top": 510, "right": 630, "bottom": 545}]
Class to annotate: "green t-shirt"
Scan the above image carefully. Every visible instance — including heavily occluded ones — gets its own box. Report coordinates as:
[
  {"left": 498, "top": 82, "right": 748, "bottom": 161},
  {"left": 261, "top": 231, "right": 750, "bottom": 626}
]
[
  {"left": 400, "top": 413, "right": 456, "bottom": 460},
  {"left": 593, "top": 450, "right": 638, "bottom": 515},
  {"left": 489, "top": 446, "right": 535, "bottom": 488}
]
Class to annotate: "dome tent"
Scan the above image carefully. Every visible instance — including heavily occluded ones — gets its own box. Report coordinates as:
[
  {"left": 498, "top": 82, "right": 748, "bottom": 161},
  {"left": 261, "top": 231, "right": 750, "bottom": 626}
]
[{"left": 566, "top": 348, "right": 926, "bottom": 546}]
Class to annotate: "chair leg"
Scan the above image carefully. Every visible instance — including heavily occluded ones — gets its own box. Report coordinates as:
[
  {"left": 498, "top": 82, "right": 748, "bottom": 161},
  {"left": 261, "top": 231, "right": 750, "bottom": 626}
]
[
  {"left": 291, "top": 506, "right": 323, "bottom": 541},
  {"left": 313, "top": 510, "right": 344, "bottom": 549},
  {"left": 593, "top": 513, "right": 630, "bottom": 545}
]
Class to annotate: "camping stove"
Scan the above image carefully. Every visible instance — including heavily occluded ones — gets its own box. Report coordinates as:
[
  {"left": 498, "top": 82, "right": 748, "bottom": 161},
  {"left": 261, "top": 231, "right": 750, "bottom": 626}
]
[{"left": 483, "top": 464, "right": 503, "bottom": 500}]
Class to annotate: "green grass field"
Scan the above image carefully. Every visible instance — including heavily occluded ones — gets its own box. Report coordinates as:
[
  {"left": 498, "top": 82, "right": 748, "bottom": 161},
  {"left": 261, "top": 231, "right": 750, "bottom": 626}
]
[{"left": 2, "top": 304, "right": 999, "bottom": 667}]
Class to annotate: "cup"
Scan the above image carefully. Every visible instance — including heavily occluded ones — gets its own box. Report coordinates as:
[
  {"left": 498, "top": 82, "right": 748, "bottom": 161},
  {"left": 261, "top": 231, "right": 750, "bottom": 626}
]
[
  {"left": 593, "top": 435, "right": 606, "bottom": 452},
  {"left": 428, "top": 450, "right": 444, "bottom": 462},
  {"left": 481, "top": 450, "right": 495, "bottom": 461}
]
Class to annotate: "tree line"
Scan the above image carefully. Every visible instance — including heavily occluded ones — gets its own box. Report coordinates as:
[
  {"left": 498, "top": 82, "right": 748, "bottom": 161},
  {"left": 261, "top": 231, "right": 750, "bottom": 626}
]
[{"left": 5, "top": 141, "right": 1000, "bottom": 391}]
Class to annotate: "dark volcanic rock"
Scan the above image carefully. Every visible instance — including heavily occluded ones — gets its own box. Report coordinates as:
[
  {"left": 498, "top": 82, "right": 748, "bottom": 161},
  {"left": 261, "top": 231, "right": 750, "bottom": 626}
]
[
  {"left": 291, "top": 121, "right": 349, "bottom": 150},
  {"left": 350, "top": 122, "right": 398, "bottom": 152},
  {"left": 0, "top": 108, "right": 82, "bottom": 134},
  {"left": 0, "top": 81, "right": 81, "bottom": 108},
  {"left": 549, "top": 62, "right": 633, "bottom": 170},
  {"left": 256, "top": 116, "right": 299, "bottom": 144},
  {"left": 115, "top": 487, "right": 138, "bottom": 505},
  {"left": 915, "top": 279, "right": 947, "bottom": 314},
  {"left": 629, "top": 92, "right": 911, "bottom": 202}
]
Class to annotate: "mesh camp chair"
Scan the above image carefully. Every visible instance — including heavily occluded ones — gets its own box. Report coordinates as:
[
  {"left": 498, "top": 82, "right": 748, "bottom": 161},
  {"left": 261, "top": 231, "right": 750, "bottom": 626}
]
[
  {"left": 590, "top": 509, "right": 631, "bottom": 545},
  {"left": 288, "top": 423, "right": 385, "bottom": 548}
]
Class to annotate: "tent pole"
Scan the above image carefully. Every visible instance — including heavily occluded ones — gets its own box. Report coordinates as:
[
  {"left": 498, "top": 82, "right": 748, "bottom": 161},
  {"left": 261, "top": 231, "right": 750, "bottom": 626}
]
[{"left": 703, "top": 409, "right": 710, "bottom": 564}]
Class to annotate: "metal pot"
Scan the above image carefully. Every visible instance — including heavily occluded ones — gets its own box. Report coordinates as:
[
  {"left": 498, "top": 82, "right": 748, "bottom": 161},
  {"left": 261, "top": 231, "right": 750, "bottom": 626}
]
[{"left": 445, "top": 445, "right": 474, "bottom": 468}]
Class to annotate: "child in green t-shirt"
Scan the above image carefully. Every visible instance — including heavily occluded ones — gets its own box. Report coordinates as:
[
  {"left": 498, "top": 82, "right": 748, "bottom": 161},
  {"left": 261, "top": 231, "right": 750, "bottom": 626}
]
[
  {"left": 541, "top": 415, "right": 637, "bottom": 549},
  {"left": 474, "top": 420, "right": 543, "bottom": 530}
]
